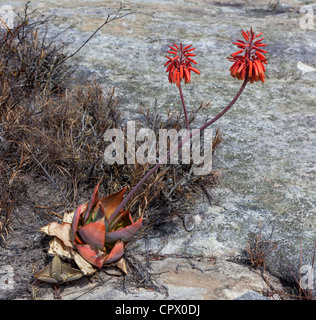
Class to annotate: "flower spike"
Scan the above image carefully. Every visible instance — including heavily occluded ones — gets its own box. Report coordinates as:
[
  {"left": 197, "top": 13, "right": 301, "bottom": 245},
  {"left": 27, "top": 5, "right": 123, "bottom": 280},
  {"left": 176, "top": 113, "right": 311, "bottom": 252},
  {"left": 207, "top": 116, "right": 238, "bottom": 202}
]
[
  {"left": 228, "top": 29, "right": 268, "bottom": 83},
  {"left": 165, "top": 42, "right": 200, "bottom": 86}
]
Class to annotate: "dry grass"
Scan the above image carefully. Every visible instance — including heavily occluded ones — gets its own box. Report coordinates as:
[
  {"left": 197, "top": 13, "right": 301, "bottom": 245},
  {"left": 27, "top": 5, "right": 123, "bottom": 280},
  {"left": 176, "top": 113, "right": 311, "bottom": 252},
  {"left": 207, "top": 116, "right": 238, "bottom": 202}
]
[
  {"left": 287, "top": 239, "right": 316, "bottom": 300},
  {"left": 241, "top": 226, "right": 316, "bottom": 300},
  {"left": 0, "top": 2, "right": 72, "bottom": 104},
  {"left": 244, "top": 224, "right": 278, "bottom": 270}
]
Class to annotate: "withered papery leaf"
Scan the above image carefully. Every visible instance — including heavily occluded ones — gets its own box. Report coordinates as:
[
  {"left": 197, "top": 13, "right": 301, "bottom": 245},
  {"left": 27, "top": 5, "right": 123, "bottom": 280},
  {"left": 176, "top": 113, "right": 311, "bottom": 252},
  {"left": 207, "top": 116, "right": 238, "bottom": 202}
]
[
  {"left": 41, "top": 222, "right": 75, "bottom": 249},
  {"left": 116, "top": 257, "right": 127, "bottom": 275}
]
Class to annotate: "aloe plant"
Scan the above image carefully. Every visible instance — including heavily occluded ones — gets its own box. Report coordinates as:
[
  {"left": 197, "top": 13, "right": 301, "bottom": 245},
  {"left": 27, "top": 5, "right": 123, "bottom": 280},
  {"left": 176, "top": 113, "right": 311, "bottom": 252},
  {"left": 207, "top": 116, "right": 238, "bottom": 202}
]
[
  {"left": 40, "top": 184, "right": 142, "bottom": 273},
  {"left": 39, "top": 29, "right": 267, "bottom": 278},
  {"left": 71, "top": 184, "right": 143, "bottom": 268}
]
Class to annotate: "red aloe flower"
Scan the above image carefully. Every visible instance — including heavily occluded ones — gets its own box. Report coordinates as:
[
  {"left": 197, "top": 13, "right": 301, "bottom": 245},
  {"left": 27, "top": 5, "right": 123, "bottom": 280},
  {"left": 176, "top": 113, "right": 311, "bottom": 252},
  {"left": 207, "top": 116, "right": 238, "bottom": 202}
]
[
  {"left": 228, "top": 28, "right": 268, "bottom": 83},
  {"left": 165, "top": 42, "right": 200, "bottom": 86}
]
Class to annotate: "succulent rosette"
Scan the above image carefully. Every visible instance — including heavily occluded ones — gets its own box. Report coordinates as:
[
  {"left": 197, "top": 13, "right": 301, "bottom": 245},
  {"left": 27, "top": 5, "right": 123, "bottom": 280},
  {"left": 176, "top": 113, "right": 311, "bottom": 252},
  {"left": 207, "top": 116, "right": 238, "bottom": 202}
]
[
  {"left": 72, "top": 185, "right": 143, "bottom": 268},
  {"left": 41, "top": 185, "right": 143, "bottom": 274}
]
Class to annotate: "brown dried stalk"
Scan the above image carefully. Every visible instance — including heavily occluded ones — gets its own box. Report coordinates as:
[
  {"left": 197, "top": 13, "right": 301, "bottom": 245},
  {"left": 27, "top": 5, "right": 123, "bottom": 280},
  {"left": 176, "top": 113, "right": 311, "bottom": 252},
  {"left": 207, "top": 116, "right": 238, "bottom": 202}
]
[{"left": 245, "top": 224, "right": 278, "bottom": 270}]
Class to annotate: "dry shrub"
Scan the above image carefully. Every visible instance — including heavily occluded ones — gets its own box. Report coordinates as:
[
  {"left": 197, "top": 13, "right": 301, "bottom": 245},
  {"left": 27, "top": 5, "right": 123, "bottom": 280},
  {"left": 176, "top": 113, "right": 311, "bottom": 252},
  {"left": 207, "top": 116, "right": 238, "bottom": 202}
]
[
  {"left": 0, "top": 150, "right": 30, "bottom": 243},
  {"left": 244, "top": 224, "right": 278, "bottom": 270},
  {"left": 0, "top": 2, "right": 72, "bottom": 106}
]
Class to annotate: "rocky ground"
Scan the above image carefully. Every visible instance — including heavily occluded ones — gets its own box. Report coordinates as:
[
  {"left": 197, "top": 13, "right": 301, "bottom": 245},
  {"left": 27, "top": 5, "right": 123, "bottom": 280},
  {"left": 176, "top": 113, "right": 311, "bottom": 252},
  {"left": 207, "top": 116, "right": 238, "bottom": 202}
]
[{"left": 1, "top": 0, "right": 315, "bottom": 300}]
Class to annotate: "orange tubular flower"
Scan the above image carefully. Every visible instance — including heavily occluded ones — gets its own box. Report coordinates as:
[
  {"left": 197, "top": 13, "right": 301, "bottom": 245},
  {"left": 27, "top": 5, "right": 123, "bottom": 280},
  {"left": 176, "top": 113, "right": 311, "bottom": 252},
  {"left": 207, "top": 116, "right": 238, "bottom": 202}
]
[
  {"left": 165, "top": 42, "right": 200, "bottom": 86},
  {"left": 228, "top": 28, "right": 268, "bottom": 83}
]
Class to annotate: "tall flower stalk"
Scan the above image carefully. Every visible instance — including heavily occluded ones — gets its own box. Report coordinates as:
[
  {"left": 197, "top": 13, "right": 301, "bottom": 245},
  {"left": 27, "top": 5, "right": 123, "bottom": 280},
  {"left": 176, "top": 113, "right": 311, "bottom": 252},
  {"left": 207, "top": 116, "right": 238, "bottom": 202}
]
[{"left": 109, "top": 29, "right": 268, "bottom": 224}]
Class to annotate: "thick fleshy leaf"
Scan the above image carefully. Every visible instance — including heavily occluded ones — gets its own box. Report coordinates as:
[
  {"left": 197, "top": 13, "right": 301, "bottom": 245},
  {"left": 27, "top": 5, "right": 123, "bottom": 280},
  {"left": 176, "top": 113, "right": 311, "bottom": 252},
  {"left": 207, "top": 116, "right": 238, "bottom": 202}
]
[
  {"left": 83, "top": 184, "right": 100, "bottom": 223},
  {"left": 104, "top": 213, "right": 111, "bottom": 233},
  {"left": 105, "top": 216, "right": 143, "bottom": 244},
  {"left": 59, "top": 264, "right": 83, "bottom": 282},
  {"left": 103, "top": 241, "right": 124, "bottom": 265},
  {"left": 85, "top": 201, "right": 100, "bottom": 225},
  {"left": 72, "top": 202, "right": 88, "bottom": 234},
  {"left": 100, "top": 187, "right": 127, "bottom": 221},
  {"left": 75, "top": 243, "right": 107, "bottom": 268},
  {"left": 110, "top": 210, "right": 132, "bottom": 230},
  {"left": 34, "top": 256, "right": 83, "bottom": 284},
  {"left": 74, "top": 232, "right": 84, "bottom": 245},
  {"left": 91, "top": 202, "right": 106, "bottom": 223},
  {"left": 41, "top": 222, "right": 74, "bottom": 249},
  {"left": 77, "top": 218, "right": 106, "bottom": 250}
]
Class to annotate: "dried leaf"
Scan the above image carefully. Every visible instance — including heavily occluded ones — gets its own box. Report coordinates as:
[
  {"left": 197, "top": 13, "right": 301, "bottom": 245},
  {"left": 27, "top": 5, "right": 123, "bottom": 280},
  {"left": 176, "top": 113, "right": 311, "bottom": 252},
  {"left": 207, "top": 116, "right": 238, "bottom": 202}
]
[
  {"left": 41, "top": 222, "right": 74, "bottom": 249},
  {"left": 63, "top": 210, "right": 76, "bottom": 224},
  {"left": 116, "top": 257, "right": 127, "bottom": 274}
]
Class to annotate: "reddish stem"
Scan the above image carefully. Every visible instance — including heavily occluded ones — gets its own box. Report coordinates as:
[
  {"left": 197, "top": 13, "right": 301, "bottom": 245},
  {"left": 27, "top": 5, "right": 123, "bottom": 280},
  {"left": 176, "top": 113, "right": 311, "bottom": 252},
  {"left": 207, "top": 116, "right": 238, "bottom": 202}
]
[
  {"left": 179, "top": 82, "right": 190, "bottom": 130},
  {"left": 108, "top": 77, "right": 248, "bottom": 224},
  {"left": 199, "top": 77, "right": 248, "bottom": 131}
]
